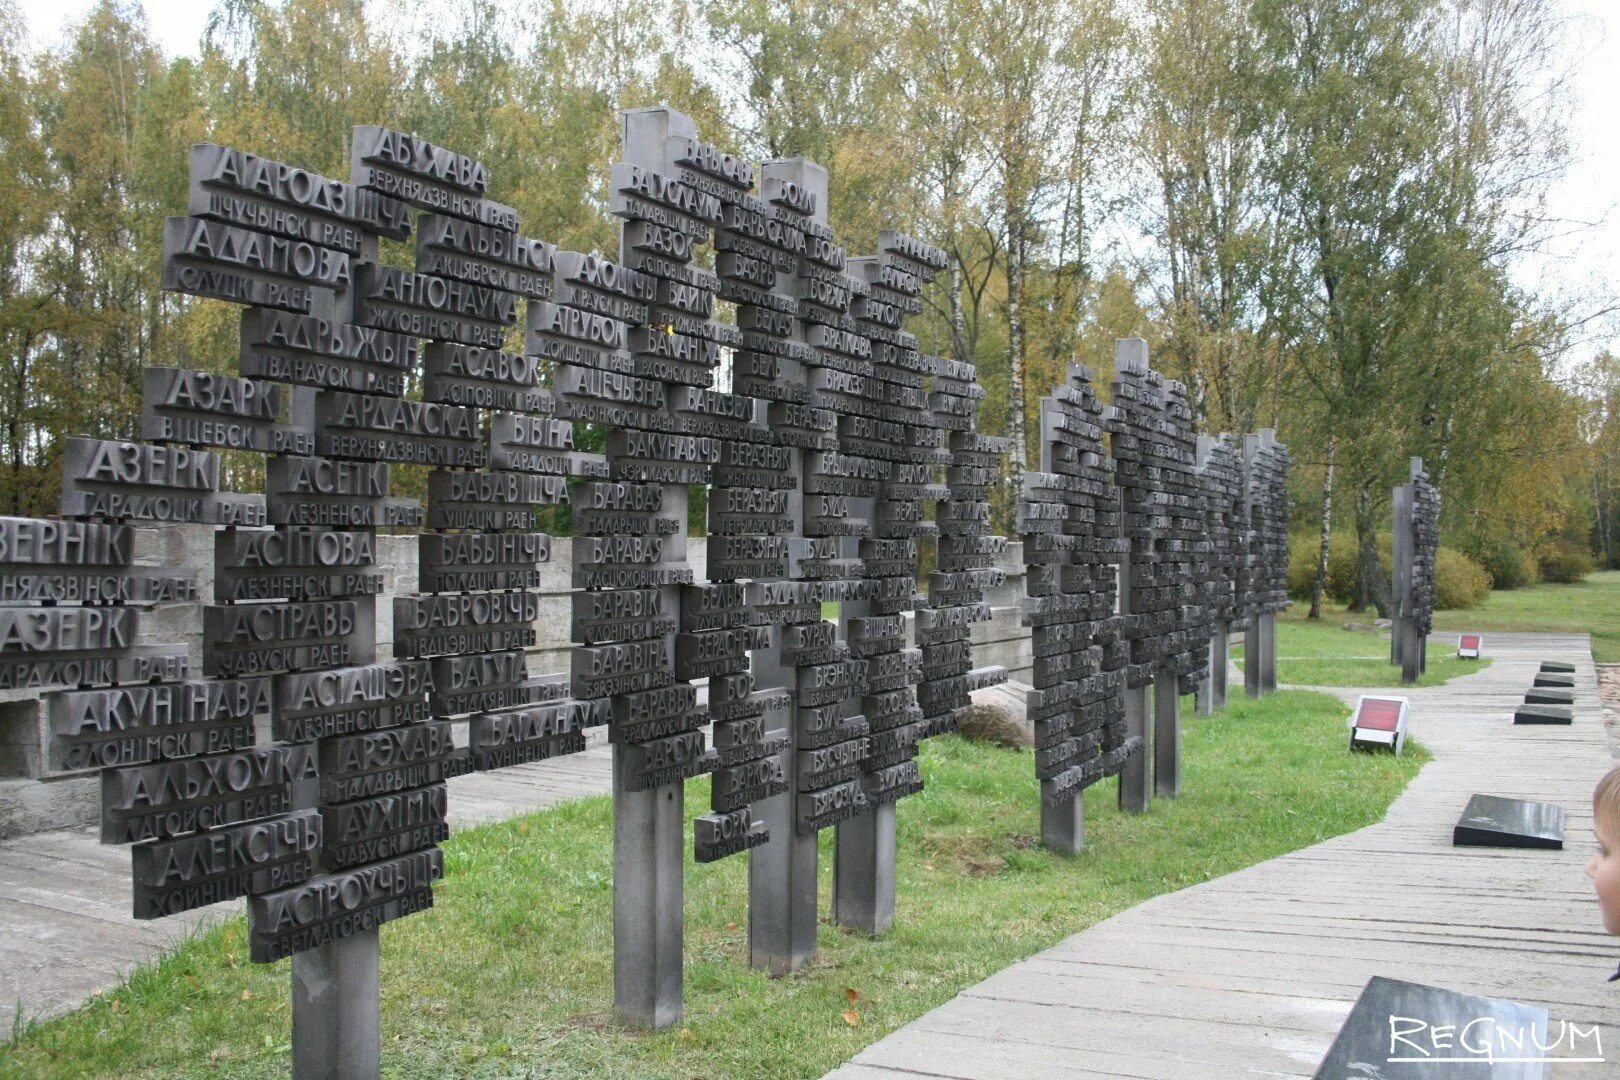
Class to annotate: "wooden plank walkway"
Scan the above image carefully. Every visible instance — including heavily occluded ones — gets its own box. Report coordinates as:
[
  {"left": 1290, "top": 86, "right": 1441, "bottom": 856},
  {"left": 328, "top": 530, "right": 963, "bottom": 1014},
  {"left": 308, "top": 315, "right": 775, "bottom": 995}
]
[
  {"left": 0, "top": 740, "right": 613, "bottom": 1031},
  {"left": 825, "top": 632, "right": 1620, "bottom": 1080}
]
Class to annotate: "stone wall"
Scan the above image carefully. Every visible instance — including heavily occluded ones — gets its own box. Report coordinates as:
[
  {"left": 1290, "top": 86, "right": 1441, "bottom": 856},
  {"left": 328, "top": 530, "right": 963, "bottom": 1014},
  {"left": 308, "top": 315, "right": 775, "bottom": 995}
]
[{"left": 0, "top": 525, "right": 1031, "bottom": 839}]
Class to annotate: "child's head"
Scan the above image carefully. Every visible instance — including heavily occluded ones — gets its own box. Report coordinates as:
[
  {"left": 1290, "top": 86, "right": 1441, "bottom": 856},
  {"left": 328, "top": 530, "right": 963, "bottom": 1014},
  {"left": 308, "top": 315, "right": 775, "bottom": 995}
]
[{"left": 1588, "top": 765, "right": 1620, "bottom": 934}]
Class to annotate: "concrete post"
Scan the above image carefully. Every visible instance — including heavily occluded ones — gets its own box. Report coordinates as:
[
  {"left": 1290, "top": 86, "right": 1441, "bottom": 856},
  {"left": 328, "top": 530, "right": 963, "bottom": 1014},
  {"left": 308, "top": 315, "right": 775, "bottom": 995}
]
[
  {"left": 1153, "top": 666, "right": 1180, "bottom": 798},
  {"left": 291, "top": 929, "right": 380, "bottom": 1080},
  {"left": 832, "top": 801, "right": 896, "bottom": 934},
  {"left": 746, "top": 156, "right": 828, "bottom": 975},
  {"left": 1257, "top": 612, "right": 1270, "bottom": 696}
]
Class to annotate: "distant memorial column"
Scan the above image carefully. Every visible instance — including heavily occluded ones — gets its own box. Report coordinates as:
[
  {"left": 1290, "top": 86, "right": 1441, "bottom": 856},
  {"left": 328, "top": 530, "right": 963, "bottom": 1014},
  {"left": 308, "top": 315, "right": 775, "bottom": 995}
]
[{"left": 1391, "top": 457, "right": 1438, "bottom": 685}]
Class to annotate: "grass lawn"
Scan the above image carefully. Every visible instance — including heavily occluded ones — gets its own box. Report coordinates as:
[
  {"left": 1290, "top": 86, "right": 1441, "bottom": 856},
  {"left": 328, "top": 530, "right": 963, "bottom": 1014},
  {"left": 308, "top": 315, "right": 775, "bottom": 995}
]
[
  {"left": 3, "top": 690, "right": 1424, "bottom": 1080},
  {"left": 1232, "top": 612, "right": 1489, "bottom": 688},
  {"left": 1430, "top": 570, "right": 1620, "bottom": 663}
]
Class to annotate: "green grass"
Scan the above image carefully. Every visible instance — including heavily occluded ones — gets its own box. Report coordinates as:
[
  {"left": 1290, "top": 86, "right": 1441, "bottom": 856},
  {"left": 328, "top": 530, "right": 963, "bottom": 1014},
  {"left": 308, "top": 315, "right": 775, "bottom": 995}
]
[
  {"left": 4, "top": 691, "right": 1423, "bottom": 1080},
  {"left": 1430, "top": 570, "right": 1620, "bottom": 663},
  {"left": 1233, "top": 613, "right": 1490, "bottom": 688}
]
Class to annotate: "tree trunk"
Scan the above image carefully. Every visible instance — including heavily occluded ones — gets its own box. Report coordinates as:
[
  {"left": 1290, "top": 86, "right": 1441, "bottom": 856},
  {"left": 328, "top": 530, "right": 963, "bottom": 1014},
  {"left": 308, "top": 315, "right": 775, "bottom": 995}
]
[
  {"left": 1309, "top": 434, "right": 1337, "bottom": 619},
  {"left": 950, "top": 255, "right": 967, "bottom": 365},
  {"left": 1005, "top": 227, "right": 1028, "bottom": 486},
  {"left": 1351, "top": 487, "right": 1390, "bottom": 618}
]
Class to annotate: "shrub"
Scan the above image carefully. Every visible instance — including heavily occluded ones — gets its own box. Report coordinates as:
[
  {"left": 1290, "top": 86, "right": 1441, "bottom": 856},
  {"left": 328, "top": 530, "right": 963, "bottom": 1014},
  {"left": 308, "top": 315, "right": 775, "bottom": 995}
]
[
  {"left": 1288, "top": 535, "right": 1487, "bottom": 608},
  {"left": 1434, "top": 546, "right": 1490, "bottom": 609},
  {"left": 1472, "top": 539, "right": 1535, "bottom": 590},
  {"left": 1538, "top": 541, "right": 1594, "bottom": 584},
  {"left": 1287, "top": 534, "right": 1385, "bottom": 606}
]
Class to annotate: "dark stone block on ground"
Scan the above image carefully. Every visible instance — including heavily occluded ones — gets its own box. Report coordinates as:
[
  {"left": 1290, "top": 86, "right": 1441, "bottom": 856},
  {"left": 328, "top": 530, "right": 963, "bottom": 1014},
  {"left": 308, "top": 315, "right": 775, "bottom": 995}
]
[
  {"left": 1513, "top": 703, "right": 1573, "bottom": 725},
  {"left": 1452, "top": 793, "right": 1564, "bottom": 849},
  {"left": 1524, "top": 687, "right": 1574, "bottom": 705},
  {"left": 1540, "top": 660, "right": 1576, "bottom": 673},
  {"left": 1313, "top": 975, "right": 1548, "bottom": 1079},
  {"left": 1532, "top": 672, "right": 1575, "bottom": 688}
]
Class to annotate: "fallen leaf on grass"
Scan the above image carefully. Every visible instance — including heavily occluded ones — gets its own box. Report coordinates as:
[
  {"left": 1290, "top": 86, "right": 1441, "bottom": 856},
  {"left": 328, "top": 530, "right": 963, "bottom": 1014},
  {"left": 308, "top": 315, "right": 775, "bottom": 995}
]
[
  {"left": 844, "top": 987, "right": 860, "bottom": 1003},
  {"left": 842, "top": 1010, "right": 860, "bottom": 1026}
]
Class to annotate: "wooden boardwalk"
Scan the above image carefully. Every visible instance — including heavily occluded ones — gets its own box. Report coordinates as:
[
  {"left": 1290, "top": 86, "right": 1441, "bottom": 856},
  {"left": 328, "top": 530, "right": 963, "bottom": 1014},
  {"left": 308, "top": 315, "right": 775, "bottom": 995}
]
[
  {"left": 0, "top": 741, "right": 613, "bottom": 1031},
  {"left": 825, "top": 632, "right": 1619, "bottom": 1080}
]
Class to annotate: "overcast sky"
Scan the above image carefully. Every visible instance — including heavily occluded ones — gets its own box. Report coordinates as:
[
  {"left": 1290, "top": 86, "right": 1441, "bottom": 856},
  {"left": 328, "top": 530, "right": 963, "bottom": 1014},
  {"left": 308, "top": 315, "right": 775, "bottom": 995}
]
[{"left": 17, "top": 0, "right": 1620, "bottom": 359}]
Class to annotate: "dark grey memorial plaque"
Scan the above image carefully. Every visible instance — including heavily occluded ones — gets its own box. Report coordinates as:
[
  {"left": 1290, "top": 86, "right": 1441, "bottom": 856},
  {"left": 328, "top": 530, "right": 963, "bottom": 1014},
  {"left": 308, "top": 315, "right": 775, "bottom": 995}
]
[
  {"left": 1313, "top": 976, "right": 1550, "bottom": 1079},
  {"left": 1524, "top": 687, "right": 1574, "bottom": 705},
  {"left": 1533, "top": 672, "right": 1575, "bottom": 688},
  {"left": 1540, "top": 660, "right": 1576, "bottom": 674},
  {"left": 1453, "top": 794, "right": 1565, "bottom": 849},
  {"left": 1513, "top": 704, "right": 1573, "bottom": 725}
]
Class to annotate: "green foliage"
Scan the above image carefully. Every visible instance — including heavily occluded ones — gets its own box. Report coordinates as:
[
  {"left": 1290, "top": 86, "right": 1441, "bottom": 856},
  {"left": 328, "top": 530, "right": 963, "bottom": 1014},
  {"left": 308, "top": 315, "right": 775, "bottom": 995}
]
[
  {"left": 1435, "top": 546, "right": 1491, "bottom": 610},
  {"left": 1537, "top": 540, "right": 1594, "bottom": 584},
  {"left": 3, "top": 694, "right": 1422, "bottom": 1079},
  {"left": 1466, "top": 537, "right": 1537, "bottom": 590},
  {"left": 1289, "top": 532, "right": 1488, "bottom": 609}
]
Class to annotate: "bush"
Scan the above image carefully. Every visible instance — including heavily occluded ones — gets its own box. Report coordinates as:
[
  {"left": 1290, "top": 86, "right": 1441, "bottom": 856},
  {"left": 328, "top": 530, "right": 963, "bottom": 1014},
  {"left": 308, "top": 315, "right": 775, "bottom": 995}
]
[
  {"left": 1472, "top": 539, "right": 1535, "bottom": 590},
  {"left": 1287, "top": 534, "right": 1488, "bottom": 609},
  {"left": 1287, "top": 533, "right": 1385, "bottom": 607},
  {"left": 1538, "top": 541, "right": 1594, "bottom": 584},
  {"left": 1434, "top": 547, "right": 1490, "bottom": 609}
]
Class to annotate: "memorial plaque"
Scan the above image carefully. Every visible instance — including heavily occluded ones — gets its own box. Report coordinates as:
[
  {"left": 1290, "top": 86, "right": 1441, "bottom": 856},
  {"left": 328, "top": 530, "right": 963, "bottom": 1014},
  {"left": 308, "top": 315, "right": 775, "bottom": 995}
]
[
  {"left": 271, "top": 661, "right": 433, "bottom": 742},
  {"left": 100, "top": 744, "right": 318, "bottom": 843},
  {"left": 1513, "top": 704, "right": 1573, "bottom": 725},
  {"left": 215, "top": 529, "right": 382, "bottom": 602},
  {"left": 131, "top": 808, "right": 323, "bottom": 919},
  {"left": 203, "top": 598, "right": 374, "bottom": 677},
  {"left": 47, "top": 678, "right": 268, "bottom": 772},
  {"left": 1523, "top": 687, "right": 1574, "bottom": 705},
  {"left": 240, "top": 309, "right": 417, "bottom": 397},
  {"left": 1540, "top": 660, "right": 1576, "bottom": 674},
  {"left": 1453, "top": 793, "right": 1565, "bottom": 849},
  {"left": 1313, "top": 976, "right": 1550, "bottom": 1080},
  {"left": 248, "top": 847, "right": 445, "bottom": 962},
  {"left": 1532, "top": 671, "right": 1575, "bottom": 688},
  {"left": 141, "top": 367, "right": 313, "bottom": 455},
  {"left": 1349, "top": 695, "right": 1410, "bottom": 753}
]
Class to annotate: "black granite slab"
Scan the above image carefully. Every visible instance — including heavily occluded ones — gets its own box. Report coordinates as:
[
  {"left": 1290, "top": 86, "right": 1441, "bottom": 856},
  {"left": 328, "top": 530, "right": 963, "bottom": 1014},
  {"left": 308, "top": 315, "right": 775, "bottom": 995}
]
[
  {"left": 1539, "top": 660, "right": 1576, "bottom": 674},
  {"left": 1532, "top": 672, "right": 1575, "bottom": 688},
  {"left": 1513, "top": 704, "right": 1573, "bottom": 725},
  {"left": 1313, "top": 975, "right": 1549, "bottom": 1079},
  {"left": 1453, "top": 793, "right": 1565, "bottom": 849},
  {"left": 1524, "top": 687, "right": 1574, "bottom": 705}
]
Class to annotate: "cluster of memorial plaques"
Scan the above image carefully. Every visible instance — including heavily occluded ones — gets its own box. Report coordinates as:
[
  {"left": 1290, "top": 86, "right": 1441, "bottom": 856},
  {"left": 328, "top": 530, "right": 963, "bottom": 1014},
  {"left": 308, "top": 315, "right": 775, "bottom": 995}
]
[
  {"left": 8, "top": 104, "right": 1016, "bottom": 1061},
  {"left": 165, "top": 134, "right": 465, "bottom": 964},
  {"left": 1018, "top": 364, "right": 1136, "bottom": 849},
  {"left": 1107, "top": 353, "right": 1212, "bottom": 699},
  {"left": 1018, "top": 342, "right": 1293, "bottom": 838},
  {"left": 1517, "top": 660, "right": 1576, "bottom": 725},
  {"left": 1239, "top": 431, "right": 1292, "bottom": 625},
  {"left": 1391, "top": 456, "right": 1437, "bottom": 684}
]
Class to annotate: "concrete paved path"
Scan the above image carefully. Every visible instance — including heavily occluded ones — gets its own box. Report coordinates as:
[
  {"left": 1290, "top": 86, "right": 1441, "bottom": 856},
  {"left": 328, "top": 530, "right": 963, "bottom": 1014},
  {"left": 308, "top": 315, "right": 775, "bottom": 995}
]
[
  {"left": 824, "top": 632, "right": 1619, "bottom": 1079},
  {"left": 0, "top": 741, "right": 613, "bottom": 1032}
]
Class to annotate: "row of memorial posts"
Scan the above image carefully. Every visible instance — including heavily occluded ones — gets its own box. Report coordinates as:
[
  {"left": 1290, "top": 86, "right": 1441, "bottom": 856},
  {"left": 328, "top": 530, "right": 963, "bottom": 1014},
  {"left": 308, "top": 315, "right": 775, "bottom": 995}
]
[
  {"left": 1018, "top": 342, "right": 1291, "bottom": 854},
  {"left": 0, "top": 105, "right": 1020, "bottom": 1080}
]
